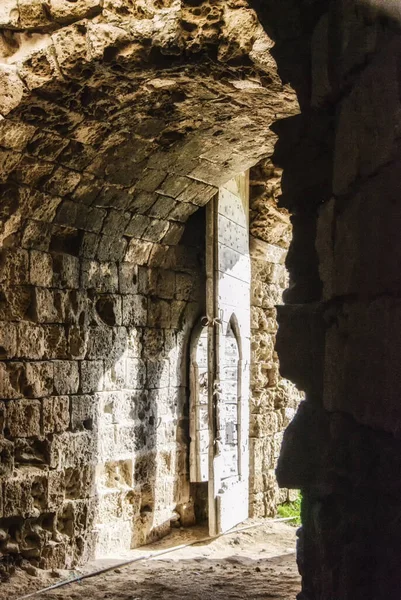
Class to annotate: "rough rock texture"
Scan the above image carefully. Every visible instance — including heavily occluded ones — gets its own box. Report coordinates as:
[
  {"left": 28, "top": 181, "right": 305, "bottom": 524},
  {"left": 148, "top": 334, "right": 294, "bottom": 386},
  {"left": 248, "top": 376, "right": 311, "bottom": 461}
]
[
  {"left": 0, "top": 0, "right": 299, "bottom": 571},
  {"left": 249, "top": 159, "right": 302, "bottom": 517},
  {"left": 269, "top": 1, "right": 401, "bottom": 598}
]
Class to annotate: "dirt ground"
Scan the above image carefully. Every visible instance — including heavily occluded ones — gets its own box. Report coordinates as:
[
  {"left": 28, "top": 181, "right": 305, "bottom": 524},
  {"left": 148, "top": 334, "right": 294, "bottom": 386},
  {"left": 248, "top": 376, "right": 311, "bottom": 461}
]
[{"left": 3, "top": 519, "right": 300, "bottom": 600}]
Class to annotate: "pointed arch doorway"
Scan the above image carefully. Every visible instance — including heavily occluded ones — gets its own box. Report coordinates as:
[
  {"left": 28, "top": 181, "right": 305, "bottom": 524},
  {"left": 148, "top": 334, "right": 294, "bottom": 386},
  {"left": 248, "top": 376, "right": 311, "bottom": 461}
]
[{"left": 190, "top": 172, "right": 251, "bottom": 536}]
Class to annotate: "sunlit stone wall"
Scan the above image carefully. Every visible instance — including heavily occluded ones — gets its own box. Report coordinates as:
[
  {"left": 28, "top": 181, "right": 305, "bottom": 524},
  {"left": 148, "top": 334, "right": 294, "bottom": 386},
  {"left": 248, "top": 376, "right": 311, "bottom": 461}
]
[{"left": 248, "top": 159, "right": 302, "bottom": 517}]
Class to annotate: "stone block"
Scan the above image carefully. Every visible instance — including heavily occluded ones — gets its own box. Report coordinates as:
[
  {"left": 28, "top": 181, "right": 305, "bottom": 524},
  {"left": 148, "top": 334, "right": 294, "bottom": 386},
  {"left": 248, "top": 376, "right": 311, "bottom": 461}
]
[
  {"left": 81, "top": 260, "right": 118, "bottom": 293},
  {"left": 42, "top": 325, "right": 68, "bottom": 360},
  {"left": 50, "top": 0, "right": 101, "bottom": 23},
  {"left": 108, "top": 326, "right": 128, "bottom": 362},
  {"left": 43, "top": 396, "right": 70, "bottom": 434},
  {"left": 175, "top": 273, "right": 195, "bottom": 301},
  {"left": 47, "top": 470, "right": 65, "bottom": 510},
  {"left": 80, "top": 360, "right": 104, "bottom": 393},
  {"left": 267, "top": 363, "right": 280, "bottom": 387},
  {"left": 16, "top": 322, "right": 46, "bottom": 359},
  {"left": 139, "top": 268, "right": 175, "bottom": 299},
  {"left": 0, "top": 285, "right": 33, "bottom": 322},
  {"left": 53, "top": 361, "right": 79, "bottom": 395},
  {"left": 121, "top": 488, "right": 141, "bottom": 520},
  {"left": 96, "top": 489, "right": 122, "bottom": 523},
  {"left": 0, "top": 321, "right": 17, "bottom": 358},
  {"left": 0, "top": 362, "right": 24, "bottom": 398},
  {"left": 126, "top": 358, "right": 146, "bottom": 390},
  {"left": 0, "top": 248, "right": 29, "bottom": 285},
  {"left": 63, "top": 291, "right": 88, "bottom": 326},
  {"left": 125, "top": 239, "right": 153, "bottom": 265},
  {"left": 85, "top": 326, "right": 113, "bottom": 359},
  {"left": 30, "top": 250, "right": 53, "bottom": 287},
  {"left": 155, "top": 270, "right": 176, "bottom": 299},
  {"left": 97, "top": 235, "right": 128, "bottom": 263},
  {"left": 148, "top": 298, "right": 171, "bottom": 328},
  {"left": 0, "top": 60, "right": 26, "bottom": 110},
  {"left": 96, "top": 459, "right": 131, "bottom": 491},
  {"left": 333, "top": 37, "right": 401, "bottom": 195},
  {"left": 64, "top": 465, "right": 95, "bottom": 501},
  {"left": 93, "top": 183, "right": 132, "bottom": 210},
  {"left": 116, "top": 424, "right": 139, "bottom": 456},
  {"left": 22, "top": 221, "right": 52, "bottom": 252},
  {"left": 50, "top": 432, "right": 96, "bottom": 470},
  {"left": 127, "top": 191, "right": 157, "bottom": 213},
  {"left": 0, "top": 438, "right": 14, "bottom": 477},
  {"left": 23, "top": 361, "right": 54, "bottom": 398},
  {"left": 172, "top": 300, "right": 196, "bottom": 331},
  {"left": 142, "top": 218, "right": 170, "bottom": 243},
  {"left": 119, "top": 263, "right": 138, "bottom": 294},
  {"left": 136, "top": 169, "right": 167, "bottom": 193},
  {"left": 95, "top": 520, "right": 133, "bottom": 558},
  {"left": 162, "top": 223, "right": 185, "bottom": 245},
  {"left": 142, "top": 329, "right": 165, "bottom": 358},
  {"left": 168, "top": 202, "right": 198, "bottom": 223},
  {"left": 0, "top": 148, "right": 22, "bottom": 183},
  {"left": 157, "top": 175, "right": 191, "bottom": 199},
  {"left": 103, "top": 355, "right": 126, "bottom": 391},
  {"left": 249, "top": 237, "right": 287, "bottom": 265},
  {"left": 97, "top": 424, "right": 117, "bottom": 462},
  {"left": 97, "top": 391, "right": 123, "bottom": 426},
  {"left": 122, "top": 294, "right": 147, "bottom": 327},
  {"left": 127, "top": 327, "right": 142, "bottom": 358},
  {"left": 0, "top": 119, "right": 35, "bottom": 152},
  {"left": 323, "top": 297, "right": 401, "bottom": 433},
  {"left": 57, "top": 498, "right": 95, "bottom": 542},
  {"left": 67, "top": 325, "right": 89, "bottom": 360},
  {"left": 71, "top": 395, "right": 97, "bottom": 432},
  {"left": 78, "top": 232, "right": 99, "bottom": 259},
  {"left": 3, "top": 477, "right": 33, "bottom": 518},
  {"left": 27, "top": 130, "right": 69, "bottom": 160},
  {"left": 251, "top": 330, "right": 275, "bottom": 364},
  {"left": 33, "top": 288, "right": 64, "bottom": 323},
  {"left": 12, "top": 156, "right": 54, "bottom": 187},
  {"left": 149, "top": 245, "right": 177, "bottom": 271},
  {"left": 6, "top": 399, "right": 41, "bottom": 438},
  {"left": 250, "top": 412, "right": 279, "bottom": 438},
  {"left": 102, "top": 210, "right": 131, "bottom": 237},
  {"left": 148, "top": 196, "right": 177, "bottom": 220},
  {"left": 52, "top": 254, "right": 80, "bottom": 289},
  {"left": 250, "top": 491, "right": 266, "bottom": 518},
  {"left": 332, "top": 162, "right": 401, "bottom": 297},
  {"left": 147, "top": 359, "right": 170, "bottom": 389}
]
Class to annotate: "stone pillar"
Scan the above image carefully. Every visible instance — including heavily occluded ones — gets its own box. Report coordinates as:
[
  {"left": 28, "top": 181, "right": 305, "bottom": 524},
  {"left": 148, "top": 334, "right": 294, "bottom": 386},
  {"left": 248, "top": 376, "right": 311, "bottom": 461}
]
[{"left": 274, "top": 3, "right": 401, "bottom": 598}]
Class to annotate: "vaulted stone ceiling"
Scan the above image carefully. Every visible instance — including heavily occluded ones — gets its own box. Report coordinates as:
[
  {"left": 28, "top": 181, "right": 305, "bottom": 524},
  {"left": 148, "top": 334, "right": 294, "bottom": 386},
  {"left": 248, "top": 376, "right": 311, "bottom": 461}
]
[{"left": 0, "top": 0, "right": 298, "bottom": 261}]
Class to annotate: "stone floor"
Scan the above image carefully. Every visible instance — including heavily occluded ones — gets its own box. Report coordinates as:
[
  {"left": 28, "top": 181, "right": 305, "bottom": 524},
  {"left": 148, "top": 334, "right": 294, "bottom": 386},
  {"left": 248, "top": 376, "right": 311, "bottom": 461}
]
[{"left": 3, "top": 520, "right": 300, "bottom": 600}]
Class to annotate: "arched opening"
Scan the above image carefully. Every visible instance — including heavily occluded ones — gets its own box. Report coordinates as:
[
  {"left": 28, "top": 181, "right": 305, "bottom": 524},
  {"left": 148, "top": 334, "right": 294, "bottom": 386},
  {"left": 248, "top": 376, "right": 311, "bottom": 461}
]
[{"left": 220, "top": 315, "right": 242, "bottom": 480}]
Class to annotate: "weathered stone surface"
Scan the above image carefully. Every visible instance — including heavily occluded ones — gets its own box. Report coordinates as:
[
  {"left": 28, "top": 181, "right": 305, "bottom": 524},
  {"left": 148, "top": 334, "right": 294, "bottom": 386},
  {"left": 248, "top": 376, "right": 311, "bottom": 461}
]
[
  {"left": 248, "top": 162, "right": 302, "bottom": 518},
  {"left": 0, "top": 0, "right": 305, "bottom": 575}
]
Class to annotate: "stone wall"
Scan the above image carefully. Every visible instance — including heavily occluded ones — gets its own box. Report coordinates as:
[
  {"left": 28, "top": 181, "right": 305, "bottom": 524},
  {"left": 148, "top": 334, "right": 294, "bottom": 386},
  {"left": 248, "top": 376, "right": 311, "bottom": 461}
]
[
  {"left": 0, "top": 207, "right": 205, "bottom": 567},
  {"left": 248, "top": 159, "right": 302, "bottom": 517},
  {"left": 266, "top": 1, "right": 401, "bottom": 598}
]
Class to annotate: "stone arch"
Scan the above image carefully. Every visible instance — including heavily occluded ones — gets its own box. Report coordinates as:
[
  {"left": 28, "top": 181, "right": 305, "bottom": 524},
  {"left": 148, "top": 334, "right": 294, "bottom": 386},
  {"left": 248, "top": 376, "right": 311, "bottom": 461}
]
[{"left": 0, "top": 0, "right": 303, "bottom": 572}]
